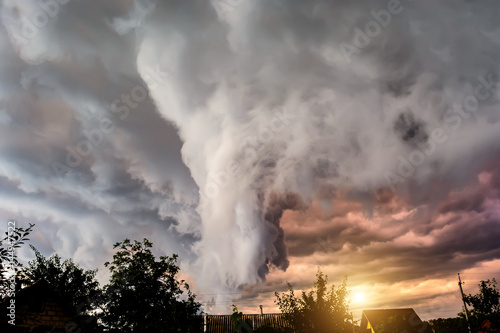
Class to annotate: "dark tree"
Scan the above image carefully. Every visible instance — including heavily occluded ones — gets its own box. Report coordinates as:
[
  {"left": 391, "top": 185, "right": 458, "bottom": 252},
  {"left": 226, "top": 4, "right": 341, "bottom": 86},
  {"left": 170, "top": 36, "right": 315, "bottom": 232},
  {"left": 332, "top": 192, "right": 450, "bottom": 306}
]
[
  {"left": 463, "top": 278, "right": 500, "bottom": 331},
  {"left": 21, "top": 245, "right": 100, "bottom": 313},
  {"left": 428, "top": 317, "right": 469, "bottom": 333},
  {"left": 275, "top": 269, "right": 353, "bottom": 333},
  {"left": 0, "top": 223, "right": 34, "bottom": 299},
  {"left": 98, "top": 238, "right": 201, "bottom": 333}
]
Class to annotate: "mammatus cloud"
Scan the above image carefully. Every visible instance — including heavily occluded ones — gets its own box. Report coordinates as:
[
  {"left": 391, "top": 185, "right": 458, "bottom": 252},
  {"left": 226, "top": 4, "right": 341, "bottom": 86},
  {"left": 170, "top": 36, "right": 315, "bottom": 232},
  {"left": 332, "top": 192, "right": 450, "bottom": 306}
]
[{"left": 0, "top": 0, "right": 499, "bottom": 315}]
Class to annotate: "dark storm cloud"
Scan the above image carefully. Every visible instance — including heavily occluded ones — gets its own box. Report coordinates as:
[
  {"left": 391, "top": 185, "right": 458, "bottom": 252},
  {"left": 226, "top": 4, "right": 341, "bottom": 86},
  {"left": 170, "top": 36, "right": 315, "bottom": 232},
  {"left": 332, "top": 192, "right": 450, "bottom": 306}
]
[
  {"left": 394, "top": 111, "right": 429, "bottom": 146},
  {"left": 1, "top": 0, "right": 500, "bottom": 315}
]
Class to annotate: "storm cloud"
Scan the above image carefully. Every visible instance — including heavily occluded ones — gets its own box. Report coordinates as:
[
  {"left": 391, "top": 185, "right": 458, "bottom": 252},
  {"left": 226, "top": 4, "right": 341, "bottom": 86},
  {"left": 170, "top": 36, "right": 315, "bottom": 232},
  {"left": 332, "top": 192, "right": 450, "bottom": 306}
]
[{"left": 1, "top": 0, "right": 499, "bottom": 316}]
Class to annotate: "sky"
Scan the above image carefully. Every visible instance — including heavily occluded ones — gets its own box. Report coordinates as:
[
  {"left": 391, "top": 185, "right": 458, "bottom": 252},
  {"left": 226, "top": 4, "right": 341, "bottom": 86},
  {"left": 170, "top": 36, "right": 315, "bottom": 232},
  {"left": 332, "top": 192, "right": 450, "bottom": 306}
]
[{"left": 1, "top": 0, "right": 500, "bottom": 321}]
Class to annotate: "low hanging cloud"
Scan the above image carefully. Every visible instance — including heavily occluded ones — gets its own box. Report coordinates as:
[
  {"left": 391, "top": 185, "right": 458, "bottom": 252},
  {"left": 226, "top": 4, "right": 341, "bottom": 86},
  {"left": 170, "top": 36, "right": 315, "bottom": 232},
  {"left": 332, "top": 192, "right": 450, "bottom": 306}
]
[{"left": 0, "top": 0, "right": 500, "bottom": 314}]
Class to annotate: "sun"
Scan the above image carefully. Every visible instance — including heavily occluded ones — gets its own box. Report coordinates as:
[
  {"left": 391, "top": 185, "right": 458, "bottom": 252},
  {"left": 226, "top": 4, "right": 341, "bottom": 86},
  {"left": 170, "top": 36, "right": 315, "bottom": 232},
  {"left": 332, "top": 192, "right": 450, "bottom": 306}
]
[{"left": 353, "top": 291, "right": 366, "bottom": 304}]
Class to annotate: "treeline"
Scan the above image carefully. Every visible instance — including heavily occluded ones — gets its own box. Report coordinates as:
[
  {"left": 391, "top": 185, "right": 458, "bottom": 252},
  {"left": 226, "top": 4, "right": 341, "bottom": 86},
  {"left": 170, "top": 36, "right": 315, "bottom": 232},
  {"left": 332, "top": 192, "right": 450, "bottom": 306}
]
[
  {"left": 1, "top": 225, "right": 200, "bottom": 332},
  {"left": 0, "top": 225, "right": 355, "bottom": 333},
  {"left": 1, "top": 225, "right": 499, "bottom": 333}
]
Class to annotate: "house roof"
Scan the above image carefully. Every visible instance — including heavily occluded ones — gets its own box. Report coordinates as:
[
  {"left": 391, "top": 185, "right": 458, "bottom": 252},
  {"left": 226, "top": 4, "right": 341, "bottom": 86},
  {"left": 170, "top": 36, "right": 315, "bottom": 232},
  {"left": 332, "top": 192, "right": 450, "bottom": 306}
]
[{"left": 361, "top": 308, "right": 432, "bottom": 333}]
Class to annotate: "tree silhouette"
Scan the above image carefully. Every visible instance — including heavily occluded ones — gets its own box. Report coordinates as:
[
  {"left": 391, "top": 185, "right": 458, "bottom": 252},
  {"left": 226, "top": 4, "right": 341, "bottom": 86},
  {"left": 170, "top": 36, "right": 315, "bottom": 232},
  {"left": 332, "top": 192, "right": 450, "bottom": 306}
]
[
  {"left": 428, "top": 317, "right": 469, "bottom": 333},
  {"left": 463, "top": 278, "right": 500, "bottom": 331},
  {"left": 0, "top": 223, "right": 34, "bottom": 299},
  {"left": 275, "top": 269, "right": 353, "bottom": 333},
  {"left": 98, "top": 238, "right": 201, "bottom": 333},
  {"left": 21, "top": 245, "right": 100, "bottom": 313}
]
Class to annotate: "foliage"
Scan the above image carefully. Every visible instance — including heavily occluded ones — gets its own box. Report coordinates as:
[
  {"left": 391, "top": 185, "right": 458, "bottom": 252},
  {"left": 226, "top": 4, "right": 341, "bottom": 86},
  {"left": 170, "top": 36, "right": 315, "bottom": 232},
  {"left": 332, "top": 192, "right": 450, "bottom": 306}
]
[
  {"left": 0, "top": 223, "right": 34, "bottom": 299},
  {"left": 275, "top": 269, "right": 353, "bottom": 333},
  {"left": 231, "top": 305, "right": 254, "bottom": 333},
  {"left": 21, "top": 245, "right": 100, "bottom": 313},
  {"left": 427, "top": 317, "right": 469, "bottom": 333},
  {"left": 98, "top": 238, "right": 202, "bottom": 333},
  {"left": 463, "top": 278, "right": 500, "bottom": 331}
]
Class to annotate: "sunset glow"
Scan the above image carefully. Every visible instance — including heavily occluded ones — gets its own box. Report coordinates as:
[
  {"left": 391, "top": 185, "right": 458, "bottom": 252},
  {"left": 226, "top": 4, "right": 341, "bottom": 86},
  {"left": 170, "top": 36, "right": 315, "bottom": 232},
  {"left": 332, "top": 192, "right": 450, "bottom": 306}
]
[{"left": 353, "top": 291, "right": 367, "bottom": 305}]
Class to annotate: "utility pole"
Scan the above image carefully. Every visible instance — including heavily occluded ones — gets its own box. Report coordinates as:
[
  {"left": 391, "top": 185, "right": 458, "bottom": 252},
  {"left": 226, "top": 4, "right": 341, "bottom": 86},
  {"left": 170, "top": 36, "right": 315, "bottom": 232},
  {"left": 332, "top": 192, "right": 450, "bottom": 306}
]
[{"left": 458, "top": 273, "right": 472, "bottom": 333}]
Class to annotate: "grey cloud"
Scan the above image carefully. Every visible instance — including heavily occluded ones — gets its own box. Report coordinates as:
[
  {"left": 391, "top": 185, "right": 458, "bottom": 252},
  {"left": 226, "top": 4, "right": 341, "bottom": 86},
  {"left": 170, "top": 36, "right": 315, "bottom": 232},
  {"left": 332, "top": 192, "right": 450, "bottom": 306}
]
[{"left": 0, "top": 0, "right": 500, "bottom": 315}]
